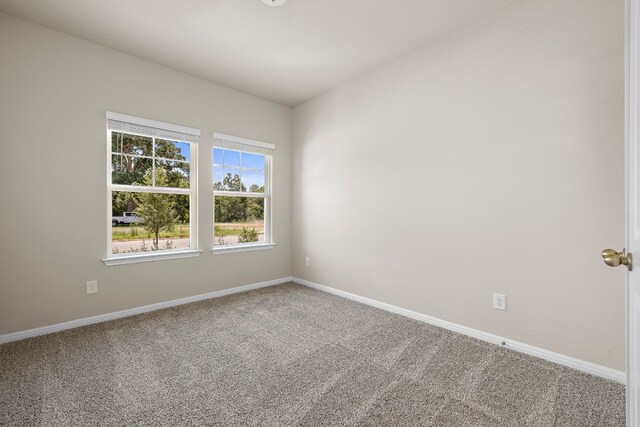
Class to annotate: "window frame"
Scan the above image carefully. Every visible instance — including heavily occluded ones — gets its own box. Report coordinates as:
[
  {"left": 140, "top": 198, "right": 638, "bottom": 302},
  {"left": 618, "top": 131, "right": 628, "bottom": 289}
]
[
  {"left": 104, "top": 112, "right": 201, "bottom": 265},
  {"left": 212, "top": 133, "right": 274, "bottom": 251}
]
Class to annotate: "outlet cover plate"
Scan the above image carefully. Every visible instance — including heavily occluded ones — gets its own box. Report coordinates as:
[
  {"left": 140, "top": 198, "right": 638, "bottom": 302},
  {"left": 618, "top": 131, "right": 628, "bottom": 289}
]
[
  {"left": 493, "top": 293, "right": 506, "bottom": 311},
  {"left": 87, "top": 280, "right": 98, "bottom": 294}
]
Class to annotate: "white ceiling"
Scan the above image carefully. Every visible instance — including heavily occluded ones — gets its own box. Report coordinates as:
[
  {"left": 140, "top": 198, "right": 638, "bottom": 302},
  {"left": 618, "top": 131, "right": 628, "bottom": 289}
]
[{"left": 0, "top": 0, "right": 518, "bottom": 106}]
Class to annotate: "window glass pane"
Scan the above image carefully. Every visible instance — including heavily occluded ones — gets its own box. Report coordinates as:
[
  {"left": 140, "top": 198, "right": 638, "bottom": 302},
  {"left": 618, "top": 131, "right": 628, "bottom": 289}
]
[
  {"left": 242, "top": 169, "right": 265, "bottom": 192},
  {"left": 213, "top": 166, "right": 224, "bottom": 190},
  {"left": 213, "top": 167, "right": 225, "bottom": 189},
  {"left": 112, "top": 191, "right": 190, "bottom": 254},
  {"left": 215, "top": 168, "right": 242, "bottom": 191},
  {"left": 155, "top": 160, "right": 190, "bottom": 188},
  {"left": 213, "top": 148, "right": 224, "bottom": 166},
  {"left": 241, "top": 152, "right": 264, "bottom": 170},
  {"left": 111, "top": 132, "right": 122, "bottom": 153},
  {"left": 112, "top": 133, "right": 153, "bottom": 156},
  {"left": 214, "top": 196, "right": 264, "bottom": 246},
  {"left": 223, "top": 149, "right": 240, "bottom": 167},
  {"left": 156, "top": 139, "right": 190, "bottom": 161},
  {"left": 112, "top": 155, "right": 153, "bottom": 186}
]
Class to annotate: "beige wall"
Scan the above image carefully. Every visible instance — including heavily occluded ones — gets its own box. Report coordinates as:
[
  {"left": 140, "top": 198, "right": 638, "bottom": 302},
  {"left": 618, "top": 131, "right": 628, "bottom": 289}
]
[
  {"left": 0, "top": 0, "right": 627, "bottom": 371},
  {"left": 0, "top": 12, "right": 292, "bottom": 335},
  {"left": 292, "top": 0, "right": 626, "bottom": 370}
]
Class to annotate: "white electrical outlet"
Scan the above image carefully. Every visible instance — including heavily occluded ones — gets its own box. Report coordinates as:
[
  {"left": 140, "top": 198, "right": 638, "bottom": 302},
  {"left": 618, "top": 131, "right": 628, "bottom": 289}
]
[
  {"left": 493, "top": 293, "right": 506, "bottom": 311},
  {"left": 87, "top": 280, "right": 98, "bottom": 294},
  {"left": 305, "top": 257, "right": 310, "bottom": 267}
]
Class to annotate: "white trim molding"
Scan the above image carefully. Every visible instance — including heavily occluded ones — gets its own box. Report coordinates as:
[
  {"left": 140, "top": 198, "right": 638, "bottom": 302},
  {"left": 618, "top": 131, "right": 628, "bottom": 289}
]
[
  {"left": 212, "top": 243, "right": 276, "bottom": 254},
  {"left": 1, "top": 274, "right": 624, "bottom": 385},
  {"left": 103, "top": 249, "right": 203, "bottom": 266},
  {"left": 213, "top": 132, "right": 275, "bottom": 151},
  {"left": 0, "top": 277, "right": 294, "bottom": 345},
  {"left": 293, "top": 277, "right": 626, "bottom": 384},
  {"left": 107, "top": 111, "right": 201, "bottom": 139}
]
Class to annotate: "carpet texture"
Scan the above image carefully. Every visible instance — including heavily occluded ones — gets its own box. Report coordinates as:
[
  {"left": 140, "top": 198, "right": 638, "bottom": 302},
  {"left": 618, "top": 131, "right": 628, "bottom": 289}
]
[{"left": 0, "top": 282, "right": 625, "bottom": 426}]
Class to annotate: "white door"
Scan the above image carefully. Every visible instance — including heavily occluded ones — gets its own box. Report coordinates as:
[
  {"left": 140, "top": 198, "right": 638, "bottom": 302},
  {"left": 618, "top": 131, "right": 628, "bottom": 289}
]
[
  {"left": 627, "top": 0, "right": 640, "bottom": 424},
  {"left": 606, "top": 1, "right": 640, "bottom": 424}
]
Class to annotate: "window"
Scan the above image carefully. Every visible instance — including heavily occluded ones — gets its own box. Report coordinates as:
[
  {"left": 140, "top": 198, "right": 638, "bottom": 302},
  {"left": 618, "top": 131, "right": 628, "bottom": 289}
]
[
  {"left": 106, "top": 112, "right": 200, "bottom": 264},
  {"left": 213, "top": 133, "right": 274, "bottom": 249}
]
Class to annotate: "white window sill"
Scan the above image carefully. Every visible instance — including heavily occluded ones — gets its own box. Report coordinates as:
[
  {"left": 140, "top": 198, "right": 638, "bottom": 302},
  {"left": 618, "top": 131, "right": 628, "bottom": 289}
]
[
  {"left": 211, "top": 243, "right": 276, "bottom": 255},
  {"left": 103, "top": 250, "right": 203, "bottom": 266}
]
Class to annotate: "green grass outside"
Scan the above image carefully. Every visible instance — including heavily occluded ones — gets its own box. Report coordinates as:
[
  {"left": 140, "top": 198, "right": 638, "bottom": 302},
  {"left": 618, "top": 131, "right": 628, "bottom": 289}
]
[
  {"left": 112, "top": 224, "right": 190, "bottom": 241},
  {"left": 112, "top": 222, "right": 264, "bottom": 241},
  {"left": 215, "top": 222, "right": 264, "bottom": 236}
]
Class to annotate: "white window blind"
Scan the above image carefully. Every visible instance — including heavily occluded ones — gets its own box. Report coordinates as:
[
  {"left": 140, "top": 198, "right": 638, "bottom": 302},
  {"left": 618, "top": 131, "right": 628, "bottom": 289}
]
[
  {"left": 214, "top": 133, "right": 275, "bottom": 155},
  {"left": 107, "top": 111, "right": 201, "bottom": 143}
]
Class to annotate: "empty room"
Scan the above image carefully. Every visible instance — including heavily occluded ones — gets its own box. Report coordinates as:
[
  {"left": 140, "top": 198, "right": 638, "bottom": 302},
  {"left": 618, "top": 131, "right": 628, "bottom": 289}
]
[{"left": 0, "top": 0, "right": 638, "bottom": 425}]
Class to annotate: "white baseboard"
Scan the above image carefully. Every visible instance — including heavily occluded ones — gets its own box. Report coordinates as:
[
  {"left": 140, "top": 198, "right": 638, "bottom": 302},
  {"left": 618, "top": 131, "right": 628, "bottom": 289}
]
[
  {"left": 293, "top": 277, "right": 626, "bottom": 384},
  {"left": 0, "top": 276, "right": 294, "bottom": 345},
  {"left": 1, "top": 275, "right": 625, "bottom": 384}
]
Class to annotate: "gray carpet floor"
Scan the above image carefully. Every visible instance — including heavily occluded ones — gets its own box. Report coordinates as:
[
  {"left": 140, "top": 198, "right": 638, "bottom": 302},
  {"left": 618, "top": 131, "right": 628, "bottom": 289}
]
[{"left": 0, "top": 282, "right": 625, "bottom": 426}]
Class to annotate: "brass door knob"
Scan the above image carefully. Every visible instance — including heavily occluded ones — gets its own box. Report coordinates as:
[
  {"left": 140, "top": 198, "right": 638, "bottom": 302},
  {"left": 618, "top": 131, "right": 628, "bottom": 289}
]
[{"left": 601, "top": 248, "right": 633, "bottom": 271}]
